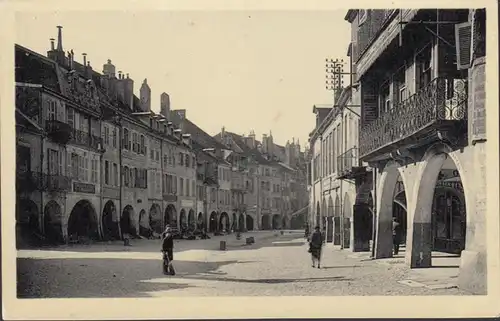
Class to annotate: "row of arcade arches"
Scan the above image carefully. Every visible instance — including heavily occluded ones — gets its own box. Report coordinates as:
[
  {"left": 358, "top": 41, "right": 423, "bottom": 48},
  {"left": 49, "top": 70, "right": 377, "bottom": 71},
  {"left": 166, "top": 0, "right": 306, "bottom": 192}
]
[
  {"left": 17, "top": 200, "right": 260, "bottom": 244},
  {"left": 311, "top": 144, "right": 468, "bottom": 268}
]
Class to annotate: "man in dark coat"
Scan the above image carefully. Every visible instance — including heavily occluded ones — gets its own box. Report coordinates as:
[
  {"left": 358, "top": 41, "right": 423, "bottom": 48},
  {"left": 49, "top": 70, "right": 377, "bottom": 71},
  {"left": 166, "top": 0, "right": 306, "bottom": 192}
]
[
  {"left": 392, "top": 217, "right": 402, "bottom": 255},
  {"left": 161, "top": 227, "right": 175, "bottom": 275},
  {"left": 309, "top": 226, "right": 324, "bottom": 269}
]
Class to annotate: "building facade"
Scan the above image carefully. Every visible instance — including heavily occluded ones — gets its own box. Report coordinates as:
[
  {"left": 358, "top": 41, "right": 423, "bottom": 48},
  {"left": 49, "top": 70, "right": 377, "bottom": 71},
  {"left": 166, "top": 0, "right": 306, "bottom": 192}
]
[{"left": 307, "top": 9, "right": 486, "bottom": 294}]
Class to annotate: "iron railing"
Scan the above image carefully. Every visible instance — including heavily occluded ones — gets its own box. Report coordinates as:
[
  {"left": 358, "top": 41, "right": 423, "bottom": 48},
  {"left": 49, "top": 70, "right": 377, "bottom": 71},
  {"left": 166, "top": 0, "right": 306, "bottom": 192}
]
[
  {"left": 45, "top": 120, "right": 72, "bottom": 144},
  {"left": 337, "top": 147, "right": 358, "bottom": 177},
  {"left": 16, "top": 171, "right": 71, "bottom": 192},
  {"left": 70, "top": 128, "right": 102, "bottom": 150},
  {"left": 359, "top": 77, "right": 468, "bottom": 159}
]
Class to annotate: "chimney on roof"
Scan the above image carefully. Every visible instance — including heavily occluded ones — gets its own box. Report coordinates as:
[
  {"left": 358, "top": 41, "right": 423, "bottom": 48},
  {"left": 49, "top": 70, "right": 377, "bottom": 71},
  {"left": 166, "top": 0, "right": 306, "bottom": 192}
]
[
  {"left": 56, "top": 26, "right": 63, "bottom": 51},
  {"left": 116, "top": 71, "right": 125, "bottom": 104},
  {"left": 140, "top": 78, "right": 151, "bottom": 112},
  {"left": 82, "top": 53, "right": 87, "bottom": 67},
  {"left": 160, "top": 92, "right": 170, "bottom": 119},
  {"left": 50, "top": 38, "right": 55, "bottom": 50},
  {"left": 123, "top": 72, "right": 134, "bottom": 110},
  {"left": 103, "top": 59, "right": 116, "bottom": 78}
]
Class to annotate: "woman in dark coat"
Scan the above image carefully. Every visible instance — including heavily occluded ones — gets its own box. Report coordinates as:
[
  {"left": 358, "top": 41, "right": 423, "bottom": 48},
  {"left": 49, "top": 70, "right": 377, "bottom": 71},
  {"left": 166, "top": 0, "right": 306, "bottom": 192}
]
[{"left": 309, "top": 226, "right": 324, "bottom": 268}]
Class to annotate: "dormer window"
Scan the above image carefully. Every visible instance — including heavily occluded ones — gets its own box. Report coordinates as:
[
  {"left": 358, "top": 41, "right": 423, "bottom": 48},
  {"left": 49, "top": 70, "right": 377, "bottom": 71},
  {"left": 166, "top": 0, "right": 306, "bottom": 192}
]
[{"left": 358, "top": 9, "right": 367, "bottom": 26}]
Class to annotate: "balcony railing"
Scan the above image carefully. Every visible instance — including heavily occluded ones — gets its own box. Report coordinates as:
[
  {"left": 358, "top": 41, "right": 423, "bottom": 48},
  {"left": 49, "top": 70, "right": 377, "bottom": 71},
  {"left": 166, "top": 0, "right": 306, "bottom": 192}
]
[
  {"left": 70, "top": 128, "right": 102, "bottom": 150},
  {"left": 359, "top": 77, "right": 468, "bottom": 160},
  {"left": 42, "top": 174, "right": 72, "bottom": 192},
  {"left": 45, "top": 120, "right": 72, "bottom": 145}
]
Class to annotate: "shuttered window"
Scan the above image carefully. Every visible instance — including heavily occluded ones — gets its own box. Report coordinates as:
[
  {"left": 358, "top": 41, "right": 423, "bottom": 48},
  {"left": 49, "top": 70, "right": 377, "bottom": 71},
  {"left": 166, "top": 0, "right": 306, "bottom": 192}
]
[{"left": 455, "top": 21, "right": 472, "bottom": 70}]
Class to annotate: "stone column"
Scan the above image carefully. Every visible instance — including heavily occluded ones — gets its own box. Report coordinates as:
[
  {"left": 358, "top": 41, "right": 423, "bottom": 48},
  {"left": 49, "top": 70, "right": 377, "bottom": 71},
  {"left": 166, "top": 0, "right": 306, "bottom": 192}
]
[{"left": 374, "top": 168, "right": 396, "bottom": 259}]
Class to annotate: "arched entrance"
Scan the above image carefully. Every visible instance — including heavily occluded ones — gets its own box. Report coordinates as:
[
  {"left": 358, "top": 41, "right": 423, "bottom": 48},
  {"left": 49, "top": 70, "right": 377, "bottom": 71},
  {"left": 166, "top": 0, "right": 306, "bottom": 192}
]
[
  {"left": 138, "top": 209, "right": 150, "bottom": 238},
  {"left": 238, "top": 213, "right": 245, "bottom": 231},
  {"left": 164, "top": 204, "right": 177, "bottom": 229},
  {"left": 281, "top": 216, "right": 288, "bottom": 229},
  {"left": 321, "top": 199, "right": 327, "bottom": 229},
  {"left": 68, "top": 200, "right": 99, "bottom": 242},
  {"left": 44, "top": 200, "right": 63, "bottom": 244},
  {"left": 197, "top": 212, "right": 204, "bottom": 231},
  {"left": 246, "top": 214, "right": 254, "bottom": 231},
  {"left": 209, "top": 211, "right": 218, "bottom": 232},
  {"left": 219, "top": 212, "right": 229, "bottom": 231},
  {"left": 232, "top": 213, "right": 237, "bottom": 231},
  {"left": 353, "top": 186, "right": 374, "bottom": 252},
  {"left": 149, "top": 204, "right": 162, "bottom": 234},
  {"left": 179, "top": 209, "right": 187, "bottom": 232},
  {"left": 393, "top": 180, "right": 407, "bottom": 246},
  {"left": 315, "top": 201, "right": 320, "bottom": 227},
  {"left": 408, "top": 150, "right": 468, "bottom": 267},
  {"left": 326, "top": 197, "right": 334, "bottom": 243},
  {"left": 121, "top": 205, "right": 137, "bottom": 238},
  {"left": 16, "top": 199, "right": 40, "bottom": 247},
  {"left": 188, "top": 209, "right": 195, "bottom": 230},
  {"left": 272, "top": 214, "right": 280, "bottom": 229},
  {"left": 261, "top": 214, "right": 271, "bottom": 230},
  {"left": 333, "top": 194, "right": 341, "bottom": 245},
  {"left": 342, "top": 194, "right": 352, "bottom": 249},
  {"left": 102, "top": 200, "right": 119, "bottom": 241}
]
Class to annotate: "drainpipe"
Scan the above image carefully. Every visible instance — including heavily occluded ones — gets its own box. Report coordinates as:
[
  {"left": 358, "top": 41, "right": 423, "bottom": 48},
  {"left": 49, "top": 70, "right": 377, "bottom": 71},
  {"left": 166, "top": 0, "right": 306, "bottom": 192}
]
[
  {"left": 99, "top": 139, "right": 104, "bottom": 240},
  {"left": 117, "top": 116, "right": 123, "bottom": 240},
  {"left": 371, "top": 166, "right": 377, "bottom": 258},
  {"left": 40, "top": 132, "right": 45, "bottom": 236}
]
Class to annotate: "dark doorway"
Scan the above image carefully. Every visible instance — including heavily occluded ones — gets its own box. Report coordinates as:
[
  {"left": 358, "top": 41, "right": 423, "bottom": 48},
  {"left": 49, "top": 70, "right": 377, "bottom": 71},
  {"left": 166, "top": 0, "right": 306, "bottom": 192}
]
[
  {"left": 209, "top": 211, "right": 218, "bottom": 232},
  {"left": 68, "top": 200, "right": 99, "bottom": 242},
  {"left": 272, "top": 214, "right": 280, "bottom": 229},
  {"left": 246, "top": 214, "right": 254, "bottom": 231},
  {"left": 43, "top": 201, "right": 64, "bottom": 244},
  {"left": 102, "top": 200, "right": 119, "bottom": 241},
  {"left": 261, "top": 214, "right": 271, "bottom": 230},
  {"left": 121, "top": 205, "right": 137, "bottom": 238}
]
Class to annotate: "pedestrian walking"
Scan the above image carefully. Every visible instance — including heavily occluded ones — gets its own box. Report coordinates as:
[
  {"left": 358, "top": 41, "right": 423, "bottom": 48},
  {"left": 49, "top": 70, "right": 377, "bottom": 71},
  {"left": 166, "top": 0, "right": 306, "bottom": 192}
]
[
  {"left": 309, "top": 225, "right": 324, "bottom": 269},
  {"left": 392, "top": 217, "right": 402, "bottom": 255},
  {"left": 161, "top": 227, "right": 176, "bottom": 275}
]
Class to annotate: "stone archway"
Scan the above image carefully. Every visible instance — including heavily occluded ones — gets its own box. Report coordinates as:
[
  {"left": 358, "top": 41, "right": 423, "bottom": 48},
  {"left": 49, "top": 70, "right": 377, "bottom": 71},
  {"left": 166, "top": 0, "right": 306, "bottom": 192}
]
[
  {"left": 138, "top": 209, "right": 150, "bottom": 238},
  {"left": 149, "top": 204, "right": 162, "bottom": 235},
  {"left": 281, "top": 216, "right": 288, "bottom": 229},
  {"left": 238, "top": 213, "right": 245, "bottom": 231},
  {"left": 197, "top": 212, "right": 204, "bottom": 231},
  {"left": 219, "top": 212, "right": 230, "bottom": 231},
  {"left": 232, "top": 213, "right": 237, "bottom": 231},
  {"left": 16, "top": 199, "right": 40, "bottom": 247},
  {"left": 272, "top": 214, "right": 280, "bottom": 229},
  {"left": 374, "top": 161, "right": 408, "bottom": 259},
  {"left": 407, "top": 148, "right": 469, "bottom": 268},
  {"left": 343, "top": 193, "right": 352, "bottom": 249},
  {"left": 246, "top": 214, "right": 254, "bottom": 231},
  {"left": 102, "top": 200, "right": 119, "bottom": 241},
  {"left": 326, "top": 196, "right": 334, "bottom": 243},
  {"left": 315, "top": 201, "right": 320, "bottom": 227},
  {"left": 43, "top": 200, "right": 63, "bottom": 244},
  {"left": 261, "top": 214, "right": 271, "bottom": 230},
  {"left": 188, "top": 209, "right": 195, "bottom": 230},
  {"left": 333, "top": 194, "right": 341, "bottom": 245},
  {"left": 121, "top": 205, "right": 137, "bottom": 238},
  {"left": 179, "top": 209, "right": 187, "bottom": 232},
  {"left": 164, "top": 204, "right": 177, "bottom": 229},
  {"left": 321, "top": 198, "right": 327, "bottom": 230},
  {"left": 209, "top": 211, "right": 218, "bottom": 232},
  {"left": 68, "top": 200, "right": 99, "bottom": 242}
]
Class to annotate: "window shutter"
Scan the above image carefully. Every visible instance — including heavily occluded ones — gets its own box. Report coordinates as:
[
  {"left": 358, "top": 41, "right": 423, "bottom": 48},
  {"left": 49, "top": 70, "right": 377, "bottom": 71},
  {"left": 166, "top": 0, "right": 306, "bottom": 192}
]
[{"left": 455, "top": 21, "right": 473, "bottom": 70}]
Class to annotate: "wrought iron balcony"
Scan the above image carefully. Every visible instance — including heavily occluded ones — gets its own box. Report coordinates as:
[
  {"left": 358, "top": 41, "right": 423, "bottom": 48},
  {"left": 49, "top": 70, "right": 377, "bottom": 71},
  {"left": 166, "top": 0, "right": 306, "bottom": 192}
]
[
  {"left": 70, "top": 128, "right": 102, "bottom": 150},
  {"left": 41, "top": 174, "right": 72, "bottom": 192},
  {"left": 359, "top": 77, "right": 468, "bottom": 161},
  {"left": 337, "top": 147, "right": 368, "bottom": 179},
  {"left": 16, "top": 171, "right": 43, "bottom": 192},
  {"left": 45, "top": 120, "right": 72, "bottom": 144}
]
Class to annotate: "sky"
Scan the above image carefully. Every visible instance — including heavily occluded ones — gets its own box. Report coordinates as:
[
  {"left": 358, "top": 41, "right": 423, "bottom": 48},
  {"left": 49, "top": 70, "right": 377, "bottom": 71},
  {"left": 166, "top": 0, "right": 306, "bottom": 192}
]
[{"left": 15, "top": 10, "right": 351, "bottom": 149}]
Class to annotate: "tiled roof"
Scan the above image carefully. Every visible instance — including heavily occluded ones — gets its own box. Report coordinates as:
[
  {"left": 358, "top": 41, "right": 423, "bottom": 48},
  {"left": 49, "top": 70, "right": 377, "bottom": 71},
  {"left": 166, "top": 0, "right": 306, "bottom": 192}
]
[
  {"left": 15, "top": 45, "right": 61, "bottom": 93},
  {"left": 223, "top": 132, "right": 271, "bottom": 165},
  {"left": 183, "top": 118, "right": 229, "bottom": 151}
]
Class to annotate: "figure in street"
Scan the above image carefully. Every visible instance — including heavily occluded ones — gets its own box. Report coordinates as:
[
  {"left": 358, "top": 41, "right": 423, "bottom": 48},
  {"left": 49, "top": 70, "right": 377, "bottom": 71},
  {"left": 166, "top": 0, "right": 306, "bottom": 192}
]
[
  {"left": 161, "top": 227, "right": 175, "bottom": 275},
  {"left": 392, "top": 217, "right": 402, "bottom": 255},
  {"left": 309, "top": 225, "right": 324, "bottom": 268}
]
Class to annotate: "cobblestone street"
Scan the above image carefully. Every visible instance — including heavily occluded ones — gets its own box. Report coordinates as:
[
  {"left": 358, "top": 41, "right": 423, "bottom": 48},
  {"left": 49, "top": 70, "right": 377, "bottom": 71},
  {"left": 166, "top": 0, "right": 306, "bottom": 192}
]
[{"left": 17, "top": 231, "right": 470, "bottom": 298}]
